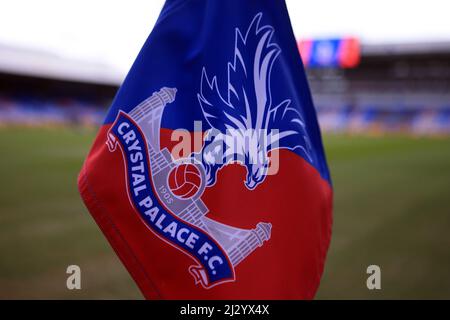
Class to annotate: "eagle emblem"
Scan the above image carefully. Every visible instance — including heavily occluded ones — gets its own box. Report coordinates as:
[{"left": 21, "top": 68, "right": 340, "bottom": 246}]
[{"left": 196, "top": 12, "right": 313, "bottom": 190}]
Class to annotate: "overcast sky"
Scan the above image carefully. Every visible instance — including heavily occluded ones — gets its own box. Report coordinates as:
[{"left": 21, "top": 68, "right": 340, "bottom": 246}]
[{"left": 0, "top": 0, "right": 449, "bottom": 73}]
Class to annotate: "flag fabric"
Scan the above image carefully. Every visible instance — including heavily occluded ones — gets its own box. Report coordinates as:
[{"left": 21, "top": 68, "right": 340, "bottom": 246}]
[{"left": 78, "top": 0, "right": 332, "bottom": 299}]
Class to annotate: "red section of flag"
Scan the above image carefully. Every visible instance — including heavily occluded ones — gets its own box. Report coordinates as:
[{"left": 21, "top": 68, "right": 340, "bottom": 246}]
[{"left": 78, "top": 126, "right": 333, "bottom": 299}]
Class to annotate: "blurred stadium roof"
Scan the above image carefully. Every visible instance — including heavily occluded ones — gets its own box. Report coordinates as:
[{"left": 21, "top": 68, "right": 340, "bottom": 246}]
[
  {"left": 0, "top": 0, "right": 449, "bottom": 84},
  {"left": 0, "top": 43, "right": 123, "bottom": 85},
  {"left": 362, "top": 42, "right": 450, "bottom": 57}
]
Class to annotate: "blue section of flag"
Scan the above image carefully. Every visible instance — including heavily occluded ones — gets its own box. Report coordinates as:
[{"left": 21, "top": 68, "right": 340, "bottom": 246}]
[{"left": 104, "top": 0, "right": 331, "bottom": 184}]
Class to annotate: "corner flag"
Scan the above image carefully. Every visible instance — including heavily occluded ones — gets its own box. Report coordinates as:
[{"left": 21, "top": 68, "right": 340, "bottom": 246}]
[{"left": 78, "top": 0, "right": 332, "bottom": 299}]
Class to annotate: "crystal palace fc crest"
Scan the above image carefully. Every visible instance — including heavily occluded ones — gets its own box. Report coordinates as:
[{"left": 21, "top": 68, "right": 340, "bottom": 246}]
[{"left": 105, "top": 13, "right": 312, "bottom": 288}]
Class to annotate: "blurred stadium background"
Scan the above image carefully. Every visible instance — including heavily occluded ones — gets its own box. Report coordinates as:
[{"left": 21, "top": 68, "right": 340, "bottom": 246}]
[{"left": 0, "top": 0, "right": 449, "bottom": 299}]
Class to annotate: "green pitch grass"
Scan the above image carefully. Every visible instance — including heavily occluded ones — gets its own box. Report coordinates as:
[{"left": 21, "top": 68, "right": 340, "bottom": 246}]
[{"left": 0, "top": 127, "right": 449, "bottom": 299}]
